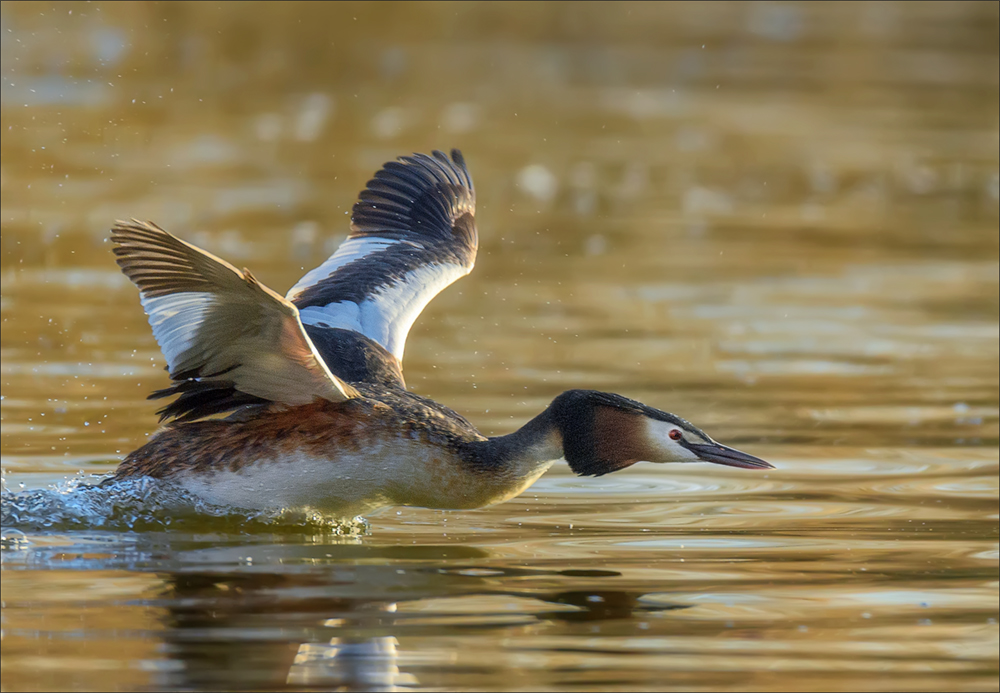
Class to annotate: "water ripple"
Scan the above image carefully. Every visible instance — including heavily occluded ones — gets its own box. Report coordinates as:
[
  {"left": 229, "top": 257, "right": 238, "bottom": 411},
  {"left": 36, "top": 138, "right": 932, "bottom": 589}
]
[{"left": 0, "top": 474, "right": 367, "bottom": 535}]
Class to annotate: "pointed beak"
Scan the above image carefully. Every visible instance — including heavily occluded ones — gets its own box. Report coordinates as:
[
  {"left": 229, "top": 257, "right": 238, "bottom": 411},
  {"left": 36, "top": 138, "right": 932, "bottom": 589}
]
[{"left": 684, "top": 442, "right": 774, "bottom": 470}]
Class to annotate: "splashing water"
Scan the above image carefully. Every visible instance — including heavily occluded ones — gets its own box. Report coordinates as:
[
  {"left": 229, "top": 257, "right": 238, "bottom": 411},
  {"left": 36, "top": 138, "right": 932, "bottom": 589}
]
[{"left": 0, "top": 472, "right": 370, "bottom": 535}]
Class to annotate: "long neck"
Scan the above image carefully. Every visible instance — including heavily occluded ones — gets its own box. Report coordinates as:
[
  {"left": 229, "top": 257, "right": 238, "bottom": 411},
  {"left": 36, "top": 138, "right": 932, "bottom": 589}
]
[
  {"left": 463, "top": 389, "right": 662, "bottom": 478},
  {"left": 463, "top": 407, "right": 564, "bottom": 476}
]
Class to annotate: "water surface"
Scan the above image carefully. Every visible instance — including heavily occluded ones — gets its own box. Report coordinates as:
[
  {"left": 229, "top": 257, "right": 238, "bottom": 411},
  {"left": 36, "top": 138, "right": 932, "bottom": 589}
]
[{"left": 1, "top": 3, "right": 998, "bottom": 691}]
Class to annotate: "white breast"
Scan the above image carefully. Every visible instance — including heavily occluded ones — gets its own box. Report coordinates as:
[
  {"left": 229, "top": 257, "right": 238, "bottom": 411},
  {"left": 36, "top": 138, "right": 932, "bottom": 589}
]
[{"left": 173, "top": 436, "right": 556, "bottom": 518}]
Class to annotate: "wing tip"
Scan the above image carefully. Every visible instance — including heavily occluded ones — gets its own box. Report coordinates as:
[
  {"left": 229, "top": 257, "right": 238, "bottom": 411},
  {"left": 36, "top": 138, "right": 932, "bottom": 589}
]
[
  {"left": 415, "top": 148, "right": 472, "bottom": 191},
  {"left": 428, "top": 148, "right": 467, "bottom": 173},
  {"left": 110, "top": 219, "right": 175, "bottom": 258},
  {"left": 111, "top": 218, "right": 164, "bottom": 237},
  {"left": 351, "top": 148, "right": 476, "bottom": 242}
]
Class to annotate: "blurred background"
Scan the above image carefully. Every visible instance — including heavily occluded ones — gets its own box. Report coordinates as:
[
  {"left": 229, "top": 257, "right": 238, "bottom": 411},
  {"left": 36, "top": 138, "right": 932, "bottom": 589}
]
[{"left": 1, "top": 3, "right": 998, "bottom": 692}]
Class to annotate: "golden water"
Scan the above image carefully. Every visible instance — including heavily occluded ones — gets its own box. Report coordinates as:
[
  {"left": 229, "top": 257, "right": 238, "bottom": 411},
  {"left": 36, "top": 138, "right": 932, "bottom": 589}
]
[{"left": 1, "top": 3, "right": 997, "bottom": 691}]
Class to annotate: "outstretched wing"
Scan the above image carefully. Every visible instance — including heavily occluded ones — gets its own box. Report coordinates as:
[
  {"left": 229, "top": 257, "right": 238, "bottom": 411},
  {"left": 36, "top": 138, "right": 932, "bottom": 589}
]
[
  {"left": 287, "top": 149, "right": 477, "bottom": 369},
  {"left": 111, "top": 219, "right": 357, "bottom": 421}
]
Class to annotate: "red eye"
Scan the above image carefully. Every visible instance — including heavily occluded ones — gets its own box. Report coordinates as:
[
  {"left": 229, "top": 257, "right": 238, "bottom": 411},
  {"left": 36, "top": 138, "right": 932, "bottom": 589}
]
[{"left": 669, "top": 429, "right": 683, "bottom": 441}]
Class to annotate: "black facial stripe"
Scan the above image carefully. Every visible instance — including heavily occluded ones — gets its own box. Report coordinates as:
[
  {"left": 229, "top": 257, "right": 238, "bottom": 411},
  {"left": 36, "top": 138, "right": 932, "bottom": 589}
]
[{"left": 572, "top": 390, "right": 706, "bottom": 437}]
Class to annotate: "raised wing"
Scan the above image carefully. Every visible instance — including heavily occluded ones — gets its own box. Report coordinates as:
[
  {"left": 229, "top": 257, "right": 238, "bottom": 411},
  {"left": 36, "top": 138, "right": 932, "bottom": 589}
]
[
  {"left": 111, "top": 219, "right": 357, "bottom": 421},
  {"left": 287, "top": 149, "right": 477, "bottom": 369}
]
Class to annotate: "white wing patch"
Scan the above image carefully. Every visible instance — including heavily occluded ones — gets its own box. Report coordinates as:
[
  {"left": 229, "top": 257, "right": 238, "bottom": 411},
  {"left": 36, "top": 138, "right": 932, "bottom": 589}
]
[
  {"left": 287, "top": 149, "right": 477, "bottom": 376},
  {"left": 287, "top": 237, "right": 400, "bottom": 301},
  {"left": 298, "top": 261, "right": 470, "bottom": 361},
  {"left": 140, "top": 292, "right": 212, "bottom": 372}
]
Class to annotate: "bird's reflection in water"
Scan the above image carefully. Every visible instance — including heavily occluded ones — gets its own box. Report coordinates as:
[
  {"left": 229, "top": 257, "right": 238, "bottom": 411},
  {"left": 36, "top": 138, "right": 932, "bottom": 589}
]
[
  {"left": 151, "top": 551, "right": 688, "bottom": 691},
  {"left": 286, "top": 603, "right": 411, "bottom": 690}
]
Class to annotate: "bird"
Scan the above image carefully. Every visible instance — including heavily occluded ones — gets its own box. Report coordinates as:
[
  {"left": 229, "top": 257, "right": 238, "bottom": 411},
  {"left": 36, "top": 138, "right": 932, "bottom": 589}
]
[{"left": 109, "top": 149, "right": 772, "bottom": 518}]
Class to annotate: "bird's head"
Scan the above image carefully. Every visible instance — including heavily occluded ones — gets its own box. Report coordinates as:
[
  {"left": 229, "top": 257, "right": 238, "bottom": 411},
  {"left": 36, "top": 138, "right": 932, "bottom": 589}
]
[{"left": 547, "top": 390, "right": 773, "bottom": 476}]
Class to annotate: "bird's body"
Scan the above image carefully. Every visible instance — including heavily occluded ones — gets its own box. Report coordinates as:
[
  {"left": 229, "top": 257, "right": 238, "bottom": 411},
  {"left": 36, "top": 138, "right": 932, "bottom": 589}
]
[
  {"left": 111, "top": 150, "right": 771, "bottom": 518},
  {"left": 117, "top": 385, "right": 555, "bottom": 517}
]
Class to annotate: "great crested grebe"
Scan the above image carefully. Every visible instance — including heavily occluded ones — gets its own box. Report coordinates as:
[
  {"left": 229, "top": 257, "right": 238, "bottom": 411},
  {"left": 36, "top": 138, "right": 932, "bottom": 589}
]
[{"left": 110, "top": 149, "right": 772, "bottom": 518}]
